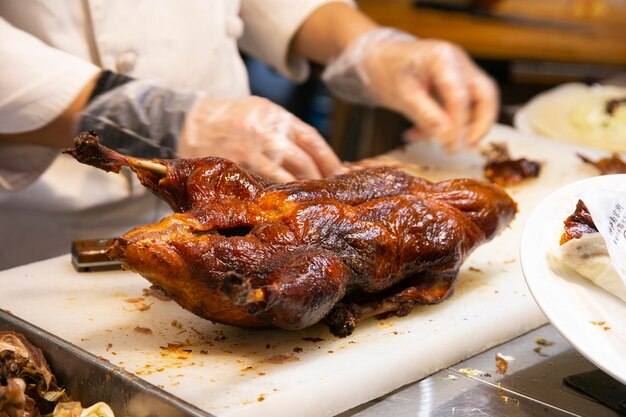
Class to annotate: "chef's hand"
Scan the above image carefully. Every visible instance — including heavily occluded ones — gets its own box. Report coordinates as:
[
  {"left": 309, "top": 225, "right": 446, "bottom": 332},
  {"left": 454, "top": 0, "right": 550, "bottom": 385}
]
[
  {"left": 177, "top": 96, "right": 342, "bottom": 182},
  {"left": 322, "top": 28, "right": 498, "bottom": 151}
]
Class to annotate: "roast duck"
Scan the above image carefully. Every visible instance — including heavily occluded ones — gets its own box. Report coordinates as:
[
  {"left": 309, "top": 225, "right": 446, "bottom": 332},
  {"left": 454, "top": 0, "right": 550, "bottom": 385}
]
[{"left": 65, "top": 132, "right": 517, "bottom": 337}]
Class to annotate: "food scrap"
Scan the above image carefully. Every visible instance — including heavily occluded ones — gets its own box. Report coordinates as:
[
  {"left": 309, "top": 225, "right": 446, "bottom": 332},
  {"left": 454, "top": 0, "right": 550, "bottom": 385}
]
[
  {"left": 260, "top": 354, "right": 300, "bottom": 364},
  {"left": 578, "top": 152, "right": 626, "bottom": 175},
  {"left": 135, "top": 302, "right": 152, "bottom": 311},
  {"left": 134, "top": 326, "right": 153, "bottom": 335},
  {"left": 497, "top": 382, "right": 519, "bottom": 406},
  {"left": 54, "top": 401, "right": 116, "bottom": 417},
  {"left": 495, "top": 353, "right": 514, "bottom": 374},
  {"left": 436, "top": 374, "right": 458, "bottom": 381},
  {"left": 534, "top": 337, "right": 554, "bottom": 356},
  {"left": 482, "top": 142, "right": 541, "bottom": 186},
  {"left": 534, "top": 337, "right": 555, "bottom": 346},
  {"left": 142, "top": 285, "right": 172, "bottom": 301},
  {"left": 0, "top": 331, "right": 116, "bottom": 417},
  {"left": 302, "top": 337, "right": 325, "bottom": 343},
  {"left": 159, "top": 343, "right": 193, "bottom": 360},
  {"left": 458, "top": 368, "right": 490, "bottom": 377},
  {"left": 123, "top": 297, "right": 153, "bottom": 312},
  {"left": 590, "top": 321, "right": 611, "bottom": 331},
  {"left": 532, "top": 347, "right": 545, "bottom": 355}
]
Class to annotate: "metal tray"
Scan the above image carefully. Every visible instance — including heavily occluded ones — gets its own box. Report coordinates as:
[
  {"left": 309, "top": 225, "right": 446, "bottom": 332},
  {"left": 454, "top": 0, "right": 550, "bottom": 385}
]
[{"left": 0, "top": 309, "right": 214, "bottom": 417}]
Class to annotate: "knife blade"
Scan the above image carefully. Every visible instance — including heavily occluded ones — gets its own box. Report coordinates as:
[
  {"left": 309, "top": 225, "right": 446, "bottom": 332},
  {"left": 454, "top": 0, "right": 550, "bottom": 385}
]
[{"left": 71, "top": 238, "right": 121, "bottom": 272}]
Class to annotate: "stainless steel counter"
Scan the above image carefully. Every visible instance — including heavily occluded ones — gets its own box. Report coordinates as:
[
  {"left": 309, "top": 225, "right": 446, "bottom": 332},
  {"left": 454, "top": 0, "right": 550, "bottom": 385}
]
[{"left": 341, "top": 324, "right": 624, "bottom": 416}]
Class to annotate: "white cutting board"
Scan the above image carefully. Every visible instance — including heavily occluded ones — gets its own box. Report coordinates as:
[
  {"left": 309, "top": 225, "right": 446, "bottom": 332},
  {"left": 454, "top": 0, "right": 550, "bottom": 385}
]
[{"left": 0, "top": 125, "right": 606, "bottom": 417}]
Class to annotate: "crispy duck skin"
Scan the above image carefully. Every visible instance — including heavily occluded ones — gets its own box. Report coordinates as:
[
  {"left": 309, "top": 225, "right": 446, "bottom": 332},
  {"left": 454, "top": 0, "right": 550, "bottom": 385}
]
[
  {"left": 559, "top": 199, "right": 598, "bottom": 246},
  {"left": 482, "top": 142, "right": 541, "bottom": 187},
  {"left": 65, "top": 132, "right": 517, "bottom": 337},
  {"left": 578, "top": 153, "right": 626, "bottom": 175}
]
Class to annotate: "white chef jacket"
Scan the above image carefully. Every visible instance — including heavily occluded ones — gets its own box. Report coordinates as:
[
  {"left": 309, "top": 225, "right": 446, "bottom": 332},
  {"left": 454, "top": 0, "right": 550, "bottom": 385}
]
[{"left": 0, "top": 0, "right": 352, "bottom": 269}]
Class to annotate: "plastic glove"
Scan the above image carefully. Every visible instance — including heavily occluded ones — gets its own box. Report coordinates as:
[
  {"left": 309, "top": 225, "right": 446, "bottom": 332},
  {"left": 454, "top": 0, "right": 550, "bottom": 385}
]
[
  {"left": 177, "top": 96, "right": 342, "bottom": 182},
  {"left": 78, "top": 80, "right": 341, "bottom": 182},
  {"left": 78, "top": 80, "right": 198, "bottom": 158},
  {"left": 322, "top": 28, "right": 499, "bottom": 150}
]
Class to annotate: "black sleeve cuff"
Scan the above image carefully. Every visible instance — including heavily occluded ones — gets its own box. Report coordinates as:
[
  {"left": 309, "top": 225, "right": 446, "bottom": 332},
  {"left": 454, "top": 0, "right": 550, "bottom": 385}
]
[{"left": 88, "top": 70, "right": 134, "bottom": 103}]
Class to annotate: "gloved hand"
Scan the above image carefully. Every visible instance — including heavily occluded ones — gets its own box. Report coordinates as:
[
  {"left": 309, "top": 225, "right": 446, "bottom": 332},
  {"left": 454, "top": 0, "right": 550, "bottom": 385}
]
[
  {"left": 78, "top": 79, "right": 198, "bottom": 159},
  {"left": 177, "top": 96, "right": 342, "bottom": 182},
  {"left": 322, "top": 28, "right": 499, "bottom": 151},
  {"left": 78, "top": 80, "right": 341, "bottom": 182}
]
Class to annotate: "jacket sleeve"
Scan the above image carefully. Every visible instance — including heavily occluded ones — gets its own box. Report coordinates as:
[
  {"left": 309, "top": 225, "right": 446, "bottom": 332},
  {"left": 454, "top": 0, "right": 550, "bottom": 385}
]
[
  {"left": 238, "top": 0, "right": 355, "bottom": 83},
  {"left": 0, "top": 17, "right": 100, "bottom": 190}
]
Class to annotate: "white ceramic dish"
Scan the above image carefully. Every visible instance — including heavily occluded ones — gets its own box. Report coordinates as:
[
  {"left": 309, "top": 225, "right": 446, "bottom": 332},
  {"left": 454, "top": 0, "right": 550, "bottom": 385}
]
[
  {"left": 521, "top": 174, "right": 626, "bottom": 384},
  {"left": 514, "top": 83, "right": 626, "bottom": 152}
]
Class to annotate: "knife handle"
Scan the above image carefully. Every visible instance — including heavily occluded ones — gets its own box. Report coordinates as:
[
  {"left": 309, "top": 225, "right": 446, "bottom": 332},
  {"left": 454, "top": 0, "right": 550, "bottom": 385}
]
[{"left": 71, "top": 238, "right": 121, "bottom": 272}]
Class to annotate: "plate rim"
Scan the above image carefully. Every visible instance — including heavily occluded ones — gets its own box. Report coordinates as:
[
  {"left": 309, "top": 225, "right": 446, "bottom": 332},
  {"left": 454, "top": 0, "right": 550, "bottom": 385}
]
[{"left": 520, "top": 174, "right": 626, "bottom": 384}]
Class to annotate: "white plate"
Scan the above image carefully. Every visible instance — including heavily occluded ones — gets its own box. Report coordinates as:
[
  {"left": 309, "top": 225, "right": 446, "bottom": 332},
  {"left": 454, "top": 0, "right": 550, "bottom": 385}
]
[
  {"left": 521, "top": 174, "right": 626, "bottom": 384},
  {"left": 514, "top": 83, "right": 626, "bottom": 152}
]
